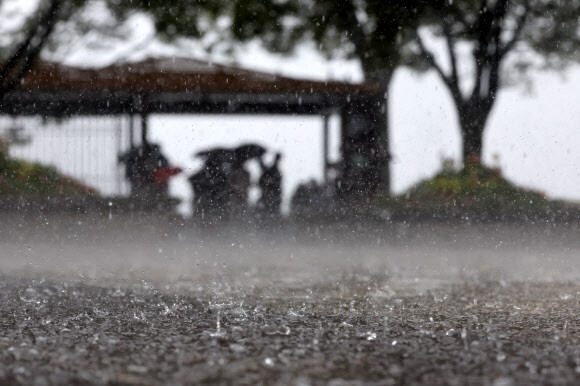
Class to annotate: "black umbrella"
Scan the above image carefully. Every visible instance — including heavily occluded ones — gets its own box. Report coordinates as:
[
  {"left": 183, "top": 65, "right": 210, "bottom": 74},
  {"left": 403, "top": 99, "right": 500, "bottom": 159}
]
[
  {"left": 195, "top": 148, "right": 236, "bottom": 163},
  {"left": 234, "top": 144, "right": 266, "bottom": 162}
]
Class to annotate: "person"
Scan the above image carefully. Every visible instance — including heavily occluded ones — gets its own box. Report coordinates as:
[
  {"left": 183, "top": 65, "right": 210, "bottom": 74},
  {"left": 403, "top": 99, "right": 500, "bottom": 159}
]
[
  {"left": 229, "top": 157, "right": 251, "bottom": 219},
  {"left": 258, "top": 153, "right": 282, "bottom": 218},
  {"left": 147, "top": 144, "right": 181, "bottom": 198},
  {"left": 119, "top": 145, "right": 147, "bottom": 196},
  {"left": 119, "top": 143, "right": 178, "bottom": 199},
  {"left": 292, "top": 180, "right": 320, "bottom": 214},
  {"left": 190, "top": 144, "right": 265, "bottom": 224},
  {"left": 189, "top": 153, "right": 230, "bottom": 222},
  {"left": 291, "top": 179, "right": 337, "bottom": 220}
]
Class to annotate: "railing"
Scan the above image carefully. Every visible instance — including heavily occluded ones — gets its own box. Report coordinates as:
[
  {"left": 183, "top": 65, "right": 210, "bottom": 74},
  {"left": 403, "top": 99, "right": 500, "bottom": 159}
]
[{"left": 1, "top": 115, "right": 132, "bottom": 197}]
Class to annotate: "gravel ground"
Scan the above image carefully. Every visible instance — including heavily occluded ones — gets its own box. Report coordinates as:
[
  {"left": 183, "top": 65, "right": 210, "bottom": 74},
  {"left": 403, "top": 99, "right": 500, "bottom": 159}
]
[
  {"left": 1, "top": 278, "right": 580, "bottom": 385},
  {"left": 1, "top": 215, "right": 580, "bottom": 385}
]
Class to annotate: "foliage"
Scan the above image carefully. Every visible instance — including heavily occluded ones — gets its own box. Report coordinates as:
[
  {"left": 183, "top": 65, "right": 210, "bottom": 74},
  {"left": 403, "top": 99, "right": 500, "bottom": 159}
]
[
  {"left": 228, "top": 0, "right": 428, "bottom": 77},
  {"left": 84, "top": 1, "right": 579, "bottom": 81},
  {"left": 87, "top": 0, "right": 226, "bottom": 41},
  {"left": 67, "top": 0, "right": 428, "bottom": 83},
  {"left": 0, "top": 150, "right": 95, "bottom": 196}
]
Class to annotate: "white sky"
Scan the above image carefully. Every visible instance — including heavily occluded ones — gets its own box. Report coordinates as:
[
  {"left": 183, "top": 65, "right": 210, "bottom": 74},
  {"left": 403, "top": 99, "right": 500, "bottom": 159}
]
[{"left": 3, "top": 2, "right": 580, "bottom": 208}]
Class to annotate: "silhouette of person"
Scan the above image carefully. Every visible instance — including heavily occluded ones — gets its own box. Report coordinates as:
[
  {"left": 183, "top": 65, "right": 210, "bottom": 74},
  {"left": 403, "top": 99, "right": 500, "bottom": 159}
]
[
  {"left": 189, "top": 154, "right": 229, "bottom": 221},
  {"left": 258, "top": 153, "right": 282, "bottom": 218},
  {"left": 119, "top": 145, "right": 143, "bottom": 195},
  {"left": 229, "top": 157, "right": 250, "bottom": 219},
  {"left": 119, "top": 143, "right": 174, "bottom": 199}
]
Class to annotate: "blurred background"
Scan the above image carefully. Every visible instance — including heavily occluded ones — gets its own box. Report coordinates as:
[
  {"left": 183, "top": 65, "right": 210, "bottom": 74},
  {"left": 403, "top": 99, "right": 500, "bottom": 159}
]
[{"left": 1, "top": 0, "right": 579, "bottom": 217}]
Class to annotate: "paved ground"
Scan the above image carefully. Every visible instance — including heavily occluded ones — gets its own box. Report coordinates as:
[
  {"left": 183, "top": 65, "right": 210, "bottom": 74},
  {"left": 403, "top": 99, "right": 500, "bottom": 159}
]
[{"left": 1, "top": 215, "right": 579, "bottom": 385}]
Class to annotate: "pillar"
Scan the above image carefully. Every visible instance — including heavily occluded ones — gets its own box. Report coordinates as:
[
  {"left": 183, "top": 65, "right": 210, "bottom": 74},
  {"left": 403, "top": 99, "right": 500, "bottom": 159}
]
[
  {"left": 129, "top": 114, "right": 135, "bottom": 147},
  {"left": 338, "top": 94, "right": 389, "bottom": 199},
  {"left": 140, "top": 111, "right": 148, "bottom": 145},
  {"left": 322, "top": 112, "right": 330, "bottom": 183}
]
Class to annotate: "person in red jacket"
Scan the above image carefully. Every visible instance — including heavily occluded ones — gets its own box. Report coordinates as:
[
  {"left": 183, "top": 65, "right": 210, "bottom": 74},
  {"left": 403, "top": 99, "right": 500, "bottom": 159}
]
[{"left": 120, "top": 143, "right": 180, "bottom": 200}]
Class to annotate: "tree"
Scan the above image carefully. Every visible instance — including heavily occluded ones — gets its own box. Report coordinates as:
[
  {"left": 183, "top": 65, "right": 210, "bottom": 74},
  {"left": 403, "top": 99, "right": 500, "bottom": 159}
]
[
  {"left": 230, "top": 1, "right": 426, "bottom": 85},
  {"left": 0, "top": 0, "right": 77, "bottom": 99},
  {"left": 412, "top": 0, "right": 580, "bottom": 161},
  {"left": 0, "top": 0, "right": 88, "bottom": 100},
  {"left": 93, "top": 0, "right": 229, "bottom": 44},
  {"left": 0, "top": 0, "right": 213, "bottom": 98},
  {"left": 100, "top": 1, "right": 425, "bottom": 85}
]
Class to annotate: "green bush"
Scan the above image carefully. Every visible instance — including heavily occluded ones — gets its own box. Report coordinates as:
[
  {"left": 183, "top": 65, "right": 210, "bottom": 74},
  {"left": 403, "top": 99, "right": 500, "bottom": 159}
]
[
  {"left": 376, "top": 160, "right": 561, "bottom": 212},
  {"left": 0, "top": 152, "right": 95, "bottom": 196}
]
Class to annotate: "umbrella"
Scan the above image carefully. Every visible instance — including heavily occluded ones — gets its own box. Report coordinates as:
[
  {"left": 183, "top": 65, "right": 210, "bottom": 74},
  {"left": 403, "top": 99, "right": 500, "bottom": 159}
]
[
  {"left": 234, "top": 144, "right": 266, "bottom": 162},
  {"left": 195, "top": 148, "right": 236, "bottom": 164}
]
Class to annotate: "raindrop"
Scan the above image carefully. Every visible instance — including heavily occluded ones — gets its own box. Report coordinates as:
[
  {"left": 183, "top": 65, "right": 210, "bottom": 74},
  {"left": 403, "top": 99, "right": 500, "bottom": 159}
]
[{"left": 230, "top": 343, "right": 246, "bottom": 353}]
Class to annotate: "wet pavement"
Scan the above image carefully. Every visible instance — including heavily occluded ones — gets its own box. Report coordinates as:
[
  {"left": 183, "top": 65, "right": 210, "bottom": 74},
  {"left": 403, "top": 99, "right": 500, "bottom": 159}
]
[{"left": 1, "top": 215, "right": 580, "bottom": 385}]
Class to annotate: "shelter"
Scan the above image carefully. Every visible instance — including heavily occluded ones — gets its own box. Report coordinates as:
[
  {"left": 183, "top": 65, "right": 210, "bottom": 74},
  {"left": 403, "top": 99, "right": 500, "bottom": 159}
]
[{"left": 0, "top": 57, "right": 389, "bottom": 197}]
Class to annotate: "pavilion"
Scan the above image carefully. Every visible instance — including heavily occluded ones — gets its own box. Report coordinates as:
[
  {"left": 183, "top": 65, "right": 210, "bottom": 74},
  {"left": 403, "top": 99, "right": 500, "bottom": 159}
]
[{"left": 0, "top": 57, "right": 390, "bottom": 197}]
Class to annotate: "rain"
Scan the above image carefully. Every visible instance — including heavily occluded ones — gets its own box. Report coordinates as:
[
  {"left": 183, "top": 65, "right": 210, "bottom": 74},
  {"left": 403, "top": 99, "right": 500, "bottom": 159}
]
[{"left": 1, "top": 0, "right": 580, "bottom": 385}]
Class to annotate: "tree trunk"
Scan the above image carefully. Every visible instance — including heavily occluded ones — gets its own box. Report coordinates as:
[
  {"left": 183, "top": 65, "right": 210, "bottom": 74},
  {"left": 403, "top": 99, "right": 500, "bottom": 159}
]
[{"left": 458, "top": 102, "right": 492, "bottom": 163}]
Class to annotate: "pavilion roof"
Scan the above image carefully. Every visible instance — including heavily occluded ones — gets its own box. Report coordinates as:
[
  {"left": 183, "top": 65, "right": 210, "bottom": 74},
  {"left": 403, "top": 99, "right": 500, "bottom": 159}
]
[{"left": 19, "top": 57, "right": 380, "bottom": 96}]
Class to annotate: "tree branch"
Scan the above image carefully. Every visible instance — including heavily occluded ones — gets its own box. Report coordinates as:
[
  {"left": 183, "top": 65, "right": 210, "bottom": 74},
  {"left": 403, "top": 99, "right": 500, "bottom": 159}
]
[
  {"left": 346, "top": 0, "right": 368, "bottom": 67},
  {"left": 416, "top": 31, "right": 463, "bottom": 105},
  {"left": 499, "top": 0, "right": 530, "bottom": 59},
  {"left": 483, "top": 0, "right": 509, "bottom": 102},
  {"left": 440, "top": 13, "right": 460, "bottom": 94},
  {"left": 0, "top": 0, "right": 64, "bottom": 98},
  {"left": 470, "top": 0, "right": 508, "bottom": 102}
]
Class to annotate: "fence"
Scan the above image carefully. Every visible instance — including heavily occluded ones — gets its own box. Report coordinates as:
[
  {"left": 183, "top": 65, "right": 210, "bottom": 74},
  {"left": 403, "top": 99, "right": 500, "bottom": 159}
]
[{"left": 1, "top": 115, "right": 133, "bottom": 197}]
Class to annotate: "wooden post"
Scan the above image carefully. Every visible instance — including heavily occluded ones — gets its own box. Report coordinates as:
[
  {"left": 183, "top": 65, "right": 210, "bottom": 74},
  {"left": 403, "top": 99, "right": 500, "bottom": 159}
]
[
  {"left": 322, "top": 112, "right": 329, "bottom": 183},
  {"left": 116, "top": 118, "right": 122, "bottom": 193},
  {"left": 140, "top": 111, "right": 148, "bottom": 145},
  {"left": 132, "top": 94, "right": 148, "bottom": 146},
  {"left": 129, "top": 114, "right": 135, "bottom": 147},
  {"left": 338, "top": 106, "right": 349, "bottom": 197}
]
